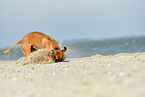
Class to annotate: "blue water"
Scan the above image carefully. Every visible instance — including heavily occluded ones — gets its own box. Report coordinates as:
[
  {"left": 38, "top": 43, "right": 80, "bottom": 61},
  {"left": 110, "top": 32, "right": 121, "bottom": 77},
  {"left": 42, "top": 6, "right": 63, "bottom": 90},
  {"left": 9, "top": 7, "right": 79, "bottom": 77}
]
[{"left": 0, "top": 36, "right": 145, "bottom": 60}]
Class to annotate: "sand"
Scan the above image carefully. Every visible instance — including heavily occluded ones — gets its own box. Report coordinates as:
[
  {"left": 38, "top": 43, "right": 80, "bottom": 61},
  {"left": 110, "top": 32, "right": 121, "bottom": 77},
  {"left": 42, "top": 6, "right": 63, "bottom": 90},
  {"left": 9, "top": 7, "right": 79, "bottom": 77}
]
[{"left": 0, "top": 52, "right": 145, "bottom": 97}]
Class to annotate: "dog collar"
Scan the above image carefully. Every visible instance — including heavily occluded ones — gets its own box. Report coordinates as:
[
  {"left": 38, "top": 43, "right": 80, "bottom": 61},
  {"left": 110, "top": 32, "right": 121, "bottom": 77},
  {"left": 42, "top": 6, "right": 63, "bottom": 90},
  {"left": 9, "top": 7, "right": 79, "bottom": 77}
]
[{"left": 51, "top": 48, "right": 60, "bottom": 52}]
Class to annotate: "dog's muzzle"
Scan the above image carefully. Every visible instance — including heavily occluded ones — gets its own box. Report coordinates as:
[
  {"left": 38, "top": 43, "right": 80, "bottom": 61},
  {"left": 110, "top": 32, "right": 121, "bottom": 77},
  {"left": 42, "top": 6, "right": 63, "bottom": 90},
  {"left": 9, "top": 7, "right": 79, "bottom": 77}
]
[
  {"left": 54, "top": 59, "right": 59, "bottom": 63},
  {"left": 53, "top": 56, "right": 63, "bottom": 63}
]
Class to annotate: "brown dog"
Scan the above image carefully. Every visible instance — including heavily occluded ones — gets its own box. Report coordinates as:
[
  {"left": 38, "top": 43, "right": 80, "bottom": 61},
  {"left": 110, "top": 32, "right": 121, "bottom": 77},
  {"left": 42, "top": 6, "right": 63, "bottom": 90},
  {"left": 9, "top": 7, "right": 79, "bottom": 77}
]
[{"left": 1, "top": 32, "right": 67, "bottom": 62}]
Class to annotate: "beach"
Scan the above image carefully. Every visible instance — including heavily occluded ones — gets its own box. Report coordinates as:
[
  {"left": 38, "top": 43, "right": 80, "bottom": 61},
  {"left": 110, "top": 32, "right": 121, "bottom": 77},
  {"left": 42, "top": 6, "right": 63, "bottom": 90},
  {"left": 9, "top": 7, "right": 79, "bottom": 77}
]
[{"left": 0, "top": 52, "right": 145, "bottom": 97}]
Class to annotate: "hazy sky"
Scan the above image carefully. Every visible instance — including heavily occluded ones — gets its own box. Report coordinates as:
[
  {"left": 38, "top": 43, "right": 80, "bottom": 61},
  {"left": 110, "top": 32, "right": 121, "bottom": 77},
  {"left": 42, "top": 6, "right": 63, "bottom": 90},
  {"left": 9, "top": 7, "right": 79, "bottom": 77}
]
[{"left": 0, "top": 0, "right": 145, "bottom": 47}]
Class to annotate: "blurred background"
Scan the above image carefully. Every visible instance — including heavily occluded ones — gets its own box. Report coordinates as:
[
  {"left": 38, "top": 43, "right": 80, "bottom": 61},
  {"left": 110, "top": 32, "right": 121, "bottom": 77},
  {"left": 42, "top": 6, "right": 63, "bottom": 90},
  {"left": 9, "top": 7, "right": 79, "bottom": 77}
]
[{"left": 0, "top": 0, "right": 145, "bottom": 60}]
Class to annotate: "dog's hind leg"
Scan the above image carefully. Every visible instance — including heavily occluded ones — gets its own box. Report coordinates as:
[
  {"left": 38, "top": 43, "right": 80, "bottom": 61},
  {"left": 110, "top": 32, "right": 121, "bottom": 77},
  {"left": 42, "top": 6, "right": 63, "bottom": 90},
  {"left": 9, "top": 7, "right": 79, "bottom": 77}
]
[
  {"left": 21, "top": 43, "right": 31, "bottom": 57},
  {"left": 31, "top": 45, "right": 37, "bottom": 52}
]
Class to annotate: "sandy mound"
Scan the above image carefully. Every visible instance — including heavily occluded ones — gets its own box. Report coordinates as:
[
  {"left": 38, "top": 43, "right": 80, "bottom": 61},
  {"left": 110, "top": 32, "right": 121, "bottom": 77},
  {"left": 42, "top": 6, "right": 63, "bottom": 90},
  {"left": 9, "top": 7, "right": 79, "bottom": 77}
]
[
  {"left": 16, "top": 49, "right": 53, "bottom": 65},
  {"left": 0, "top": 52, "right": 145, "bottom": 97}
]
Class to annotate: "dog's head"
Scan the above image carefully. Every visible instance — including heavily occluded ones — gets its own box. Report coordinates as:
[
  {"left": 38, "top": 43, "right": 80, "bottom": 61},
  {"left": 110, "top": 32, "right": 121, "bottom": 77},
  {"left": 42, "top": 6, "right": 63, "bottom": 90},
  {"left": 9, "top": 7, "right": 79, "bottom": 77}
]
[{"left": 51, "top": 47, "right": 67, "bottom": 62}]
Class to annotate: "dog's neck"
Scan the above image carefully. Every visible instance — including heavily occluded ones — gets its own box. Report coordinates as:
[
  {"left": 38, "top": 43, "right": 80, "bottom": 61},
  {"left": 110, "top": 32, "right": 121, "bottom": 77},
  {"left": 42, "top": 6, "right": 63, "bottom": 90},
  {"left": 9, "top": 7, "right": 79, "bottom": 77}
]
[{"left": 51, "top": 48, "right": 60, "bottom": 52}]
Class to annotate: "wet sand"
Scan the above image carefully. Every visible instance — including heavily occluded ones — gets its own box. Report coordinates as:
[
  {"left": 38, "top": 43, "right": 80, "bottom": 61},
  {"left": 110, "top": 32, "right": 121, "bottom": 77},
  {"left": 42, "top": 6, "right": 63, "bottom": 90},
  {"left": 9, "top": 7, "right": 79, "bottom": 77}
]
[{"left": 0, "top": 53, "right": 145, "bottom": 97}]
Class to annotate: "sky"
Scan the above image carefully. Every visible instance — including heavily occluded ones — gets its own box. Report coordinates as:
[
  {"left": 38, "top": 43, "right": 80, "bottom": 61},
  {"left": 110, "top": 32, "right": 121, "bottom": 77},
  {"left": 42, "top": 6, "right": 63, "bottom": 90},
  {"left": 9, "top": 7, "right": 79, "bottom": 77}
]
[{"left": 0, "top": 0, "right": 145, "bottom": 47}]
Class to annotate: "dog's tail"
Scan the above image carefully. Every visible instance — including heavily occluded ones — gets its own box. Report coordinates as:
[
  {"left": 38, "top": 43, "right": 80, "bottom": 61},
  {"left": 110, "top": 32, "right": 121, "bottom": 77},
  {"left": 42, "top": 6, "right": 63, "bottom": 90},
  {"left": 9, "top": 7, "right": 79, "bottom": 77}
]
[{"left": 1, "top": 40, "right": 22, "bottom": 54}]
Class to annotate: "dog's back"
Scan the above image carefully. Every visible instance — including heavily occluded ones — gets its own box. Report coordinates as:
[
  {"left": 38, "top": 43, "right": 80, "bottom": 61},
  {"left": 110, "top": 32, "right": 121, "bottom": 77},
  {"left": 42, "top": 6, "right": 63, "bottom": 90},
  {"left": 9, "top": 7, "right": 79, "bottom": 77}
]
[{"left": 22, "top": 32, "right": 58, "bottom": 48}]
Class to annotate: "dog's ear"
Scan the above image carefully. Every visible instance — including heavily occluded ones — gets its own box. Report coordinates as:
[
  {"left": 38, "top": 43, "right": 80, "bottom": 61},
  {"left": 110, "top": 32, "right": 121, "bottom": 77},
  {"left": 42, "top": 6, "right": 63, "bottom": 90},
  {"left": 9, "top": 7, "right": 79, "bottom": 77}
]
[{"left": 61, "top": 47, "right": 67, "bottom": 53}]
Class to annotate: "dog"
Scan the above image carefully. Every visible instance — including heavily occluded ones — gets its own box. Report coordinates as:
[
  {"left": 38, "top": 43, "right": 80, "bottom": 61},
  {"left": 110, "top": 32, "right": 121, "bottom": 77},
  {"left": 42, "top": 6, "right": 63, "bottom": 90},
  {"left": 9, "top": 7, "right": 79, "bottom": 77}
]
[{"left": 1, "top": 32, "right": 67, "bottom": 62}]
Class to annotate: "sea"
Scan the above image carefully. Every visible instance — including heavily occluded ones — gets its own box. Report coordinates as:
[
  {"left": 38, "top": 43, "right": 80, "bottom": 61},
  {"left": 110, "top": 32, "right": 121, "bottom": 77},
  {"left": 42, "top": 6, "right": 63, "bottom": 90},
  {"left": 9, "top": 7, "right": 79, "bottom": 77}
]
[{"left": 0, "top": 36, "right": 145, "bottom": 61}]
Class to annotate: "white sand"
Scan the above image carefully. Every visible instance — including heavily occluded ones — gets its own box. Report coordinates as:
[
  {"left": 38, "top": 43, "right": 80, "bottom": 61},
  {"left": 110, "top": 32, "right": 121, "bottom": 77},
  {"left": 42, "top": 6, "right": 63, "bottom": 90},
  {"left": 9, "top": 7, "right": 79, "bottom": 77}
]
[{"left": 0, "top": 52, "right": 145, "bottom": 97}]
